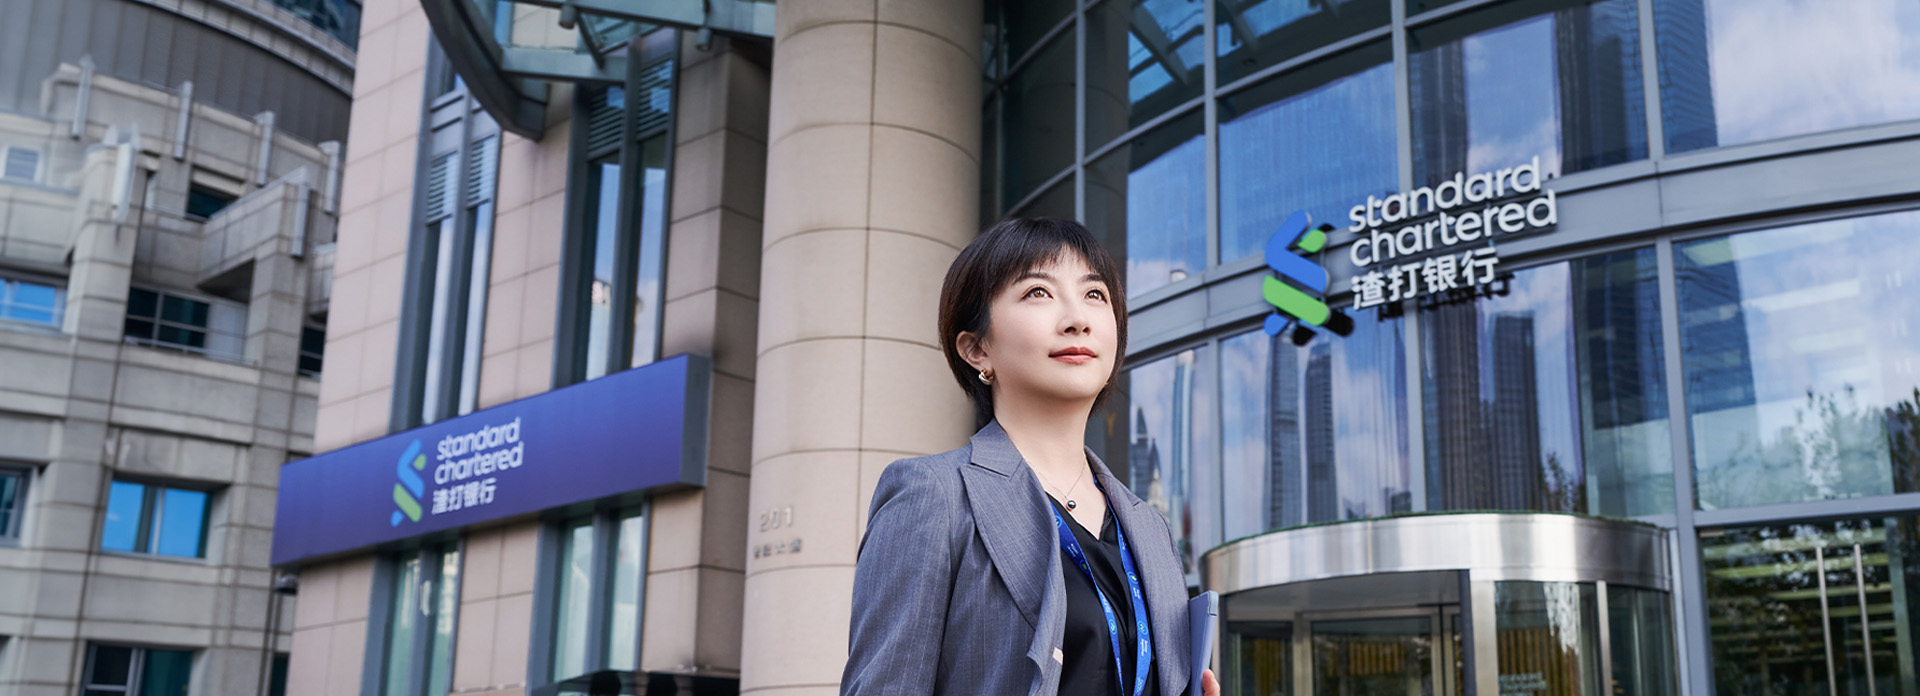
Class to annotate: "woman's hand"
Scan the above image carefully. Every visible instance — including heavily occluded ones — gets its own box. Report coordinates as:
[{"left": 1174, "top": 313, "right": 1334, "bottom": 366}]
[{"left": 1201, "top": 668, "right": 1219, "bottom": 696}]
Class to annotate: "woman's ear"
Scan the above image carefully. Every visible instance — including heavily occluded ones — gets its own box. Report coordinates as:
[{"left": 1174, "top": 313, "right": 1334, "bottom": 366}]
[{"left": 956, "top": 330, "right": 991, "bottom": 373}]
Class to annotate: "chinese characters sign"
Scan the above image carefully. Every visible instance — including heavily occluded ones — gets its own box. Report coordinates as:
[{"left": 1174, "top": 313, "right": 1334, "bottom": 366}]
[{"left": 1352, "top": 247, "right": 1501, "bottom": 309}]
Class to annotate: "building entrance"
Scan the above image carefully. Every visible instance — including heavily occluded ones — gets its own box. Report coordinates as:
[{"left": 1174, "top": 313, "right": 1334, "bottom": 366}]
[{"left": 1204, "top": 514, "right": 1679, "bottom": 696}]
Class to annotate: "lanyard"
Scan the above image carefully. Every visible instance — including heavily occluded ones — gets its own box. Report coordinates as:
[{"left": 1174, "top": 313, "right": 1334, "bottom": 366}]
[{"left": 1050, "top": 485, "right": 1152, "bottom": 696}]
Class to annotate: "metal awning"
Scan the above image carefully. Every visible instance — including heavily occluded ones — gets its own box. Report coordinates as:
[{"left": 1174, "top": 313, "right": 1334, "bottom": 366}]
[{"left": 420, "top": 0, "right": 773, "bottom": 138}]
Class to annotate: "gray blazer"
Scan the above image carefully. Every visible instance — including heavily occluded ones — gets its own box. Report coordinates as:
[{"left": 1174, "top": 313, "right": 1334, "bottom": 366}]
[{"left": 841, "top": 421, "right": 1193, "bottom": 696}]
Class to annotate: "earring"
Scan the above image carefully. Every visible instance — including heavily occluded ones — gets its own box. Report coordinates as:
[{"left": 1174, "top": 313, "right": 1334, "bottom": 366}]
[{"left": 978, "top": 369, "right": 994, "bottom": 385}]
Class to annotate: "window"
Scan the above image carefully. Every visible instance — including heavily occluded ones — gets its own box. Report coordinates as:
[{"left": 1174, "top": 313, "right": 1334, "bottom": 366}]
[
  {"left": 560, "top": 45, "right": 674, "bottom": 384},
  {"left": 123, "top": 288, "right": 246, "bottom": 362},
  {"left": 1654, "top": 0, "right": 1920, "bottom": 154},
  {"left": 1093, "top": 346, "right": 1218, "bottom": 582},
  {"left": 185, "top": 184, "right": 236, "bottom": 220},
  {"left": 0, "top": 275, "right": 64, "bottom": 328},
  {"left": 541, "top": 506, "right": 647, "bottom": 682},
  {"left": 82, "top": 644, "right": 193, "bottom": 695},
  {"left": 0, "top": 466, "right": 27, "bottom": 542},
  {"left": 1215, "top": 0, "right": 1391, "bottom": 87},
  {"left": 398, "top": 45, "right": 501, "bottom": 428},
  {"left": 375, "top": 543, "right": 460, "bottom": 696},
  {"left": 1677, "top": 210, "right": 1920, "bottom": 510},
  {"left": 1084, "top": 0, "right": 1205, "bottom": 148},
  {"left": 299, "top": 324, "right": 326, "bottom": 377},
  {"left": 3, "top": 147, "right": 40, "bottom": 183},
  {"left": 1409, "top": 0, "right": 1648, "bottom": 187},
  {"left": 100, "top": 479, "right": 211, "bottom": 559},
  {"left": 267, "top": 653, "right": 289, "bottom": 696},
  {"left": 1086, "top": 110, "right": 1206, "bottom": 299}
]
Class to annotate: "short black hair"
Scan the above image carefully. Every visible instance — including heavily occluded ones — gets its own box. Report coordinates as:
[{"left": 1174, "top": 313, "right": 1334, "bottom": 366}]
[{"left": 937, "top": 217, "right": 1128, "bottom": 425}]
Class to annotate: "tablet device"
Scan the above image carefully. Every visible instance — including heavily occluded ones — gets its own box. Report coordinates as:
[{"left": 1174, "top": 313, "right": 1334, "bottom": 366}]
[{"left": 1188, "top": 591, "right": 1219, "bottom": 696}]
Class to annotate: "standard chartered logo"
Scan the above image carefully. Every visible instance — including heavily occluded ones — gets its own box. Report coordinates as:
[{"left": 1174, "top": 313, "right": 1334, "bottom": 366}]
[
  {"left": 1263, "top": 211, "right": 1354, "bottom": 344},
  {"left": 391, "top": 440, "right": 427, "bottom": 526}
]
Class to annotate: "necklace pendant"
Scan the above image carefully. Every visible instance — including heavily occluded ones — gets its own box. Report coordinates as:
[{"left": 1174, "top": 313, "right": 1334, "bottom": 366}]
[{"left": 1066, "top": 499, "right": 1077, "bottom": 511}]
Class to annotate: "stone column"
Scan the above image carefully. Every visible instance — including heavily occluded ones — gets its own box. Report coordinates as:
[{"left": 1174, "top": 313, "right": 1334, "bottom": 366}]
[{"left": 741, "top": 2, "right": 982, "bottom": 693}]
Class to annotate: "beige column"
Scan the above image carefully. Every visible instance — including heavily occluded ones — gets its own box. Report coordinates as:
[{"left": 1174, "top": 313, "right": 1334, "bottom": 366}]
[{"left": 741, "top": 2, "right": 982, "bottom": 693}]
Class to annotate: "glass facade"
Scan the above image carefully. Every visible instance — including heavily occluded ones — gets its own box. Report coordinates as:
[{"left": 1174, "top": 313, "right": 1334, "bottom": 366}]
[
  {"left": 100, "top": 480, "right": 210, "bottom": 559},
  {"left": 991, "top": 0, "right": 1920, "bottom": 694},
  {"left": 1653, "top": 0, "right": 1920, "bottom": 154}
]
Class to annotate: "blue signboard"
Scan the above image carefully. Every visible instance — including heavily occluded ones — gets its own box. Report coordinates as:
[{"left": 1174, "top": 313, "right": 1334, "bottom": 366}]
[{"left": 271, "top": 354, "right": 710, "bottom": 566}]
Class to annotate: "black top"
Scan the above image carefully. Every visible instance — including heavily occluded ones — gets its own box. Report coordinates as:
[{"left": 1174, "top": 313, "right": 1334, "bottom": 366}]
[{"left": 1051, "top": 497, "right": 1159, "bottom": 696}]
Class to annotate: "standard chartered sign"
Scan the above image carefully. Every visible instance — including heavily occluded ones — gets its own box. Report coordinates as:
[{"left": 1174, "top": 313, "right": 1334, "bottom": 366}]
[{"left": 1341, "top": 156, "right": 1557, "bottom": 309}]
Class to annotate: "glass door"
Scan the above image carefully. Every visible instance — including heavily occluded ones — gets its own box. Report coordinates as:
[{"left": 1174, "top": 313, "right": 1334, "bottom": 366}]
[{"left": 1311, "top": 614, "right": 1448, "bottom": 696}]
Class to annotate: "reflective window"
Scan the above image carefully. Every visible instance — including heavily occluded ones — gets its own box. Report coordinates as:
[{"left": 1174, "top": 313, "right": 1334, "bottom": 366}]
[
  {"left": 124, "top": 288, "right": 246, "bottom": 363},
  {"left": 1312, "top": 616, "right": 1434, "bottom": 694},
  {"left": 1221, "top": 44, "right": 1396, "bottom": 265},
  {"left": 1409, "top": 0, "right": 1647, "bottom": 187},
  {"left": 299, "top": 324, "right": 326, "bottom": 377},
  {"left": 1087, "top": 0, "right": 1206, "bottom": 147},
  {"left": 1422, "top": 249, "right": 1671, "bottom": 517},
  {"left": 99, "top": 480, "right": 210, "bottom": 559},
  {"left": 581, "top": 157, "right": 622, "bottom": 382},
  {"left": 545, "top": 507, "right": 648, "bottom": 681},
  {"left": 1014, "top": 175, "right": 1076, "bottom": 220},
  {"left": 83, "top": 644, "right": 193, "bottom": 696},
  {"left": 1676, "top": 211, "right": 1920, "bottom": 510},
  {"left": 1608, "top": 584, "right": 1679, "bottom": 696},
  {"left": 1004, "top": 0, "right": 1076, "bottom": 66},
  {"left": 1002, "top": 36, "right": 1078, "bottom": 207},
  {"left": 1109, "top": 346, "right": 1217, "bottom": 580},
  {"left": 0, "top": 276, "right": 63, "bottom": 328},
  {"left": 1226, "top": 622, "right": 1293, "bottom": 696},
  {"left": 1087, "top": 111, "right": 1206, "bottom": 298},
  {"left": 380, "top": 544, "right": 459, "bottom": 696},
  {"left": 1221, "top": 316, "right": 1409, "bottom": 537},
  {"left": 185, "top": 184, "right": 235, "bottom": 220},
  {"left": 1703, "top": 515, "right": 1919, "bottom": 695},
  {"left": 0, "top": 467, "right": 24, "bottom": 540},
  {"left": 1216, "top": 0, "right": 1391, "bottom": 86},
  {"left": 567, "top": 79, "right": 672, "bottom": 384},
  {"left": 1655, "top": 0, "right": 1920, "bottom": 154}
]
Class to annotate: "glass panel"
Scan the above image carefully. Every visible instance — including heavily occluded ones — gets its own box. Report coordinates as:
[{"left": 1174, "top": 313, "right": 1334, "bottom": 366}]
[
  {"left": 1014, "top": 175, "right": 1077, "bottom": 220},
  {"left": 1607, "top": 585, "right": 1679, "bottom": 696},
  {"left": 139, "top": 649, "right": 193, "bottom": 696},
  {"left": 0, "top": 470, "right": 22, "bottom": 538},
  {"left": 1576, "top": 249, "right": 1672, "bottom": 517},
  {"left": 87, "top": 644, "right": 135, "bottom": 687},
  {"left": 1493, "top": 582, "right": 1604, "bottom": 696},
  {"left": 552, "top": 520, "right": 595, "bottom": 680},
  {"left": 1087, "top": 0, "right": 1206, "bottom": 148},
  {"left": 1227, "top": 622, "right": 1293, "bottom": 696},
  {"left": 101, "top": 481, "right": 146, "bottom": 552},
  {"left": 607, "top": 512, "right": 646, "bottom": 671},
  {"left": 1217, "top": 0, "right": 1391, "bottom": 86},
  {"left": 1004, "top": 0, "right": 1076, "bottom": 65},
  {"left": 630, "top": 136, "right": 670, "bottom": 368},
  {"left": 152, "top": 488, "right": 208, "bottom": 558},
  {"left": 1114, "top": 346, "right": 1216, "bottom": 579},
  {"left": 185, "top": 185, "right": 234, "bottom": 219},
  {"left": 123, "top": 319, "right": 156, "bottom": 342},
  {"left": 267, "top": 654, "right": 288, "bottom": 696},
  {"left": 383, "top": 556, "right": 421, "bottom": 696},
  {"left": 1654, "top": 0, "right": 1920, "bottom": 154},
  {"left": 1312, "top": 616, "right": 1434, "bottom": 696},
  {"left": 159, "top": 296, "right": 208, "bottom": 327},
  {"left": 1424, "top": 263, "right": 1586, "bottom": 513},
  {"left": 1003, "top": 36, "right": 1078, "bottom": 207},
  {"left": 982, "top": 96, "right": 1002, "bottom": 220},
  {"left": 459, "top": 201, "right": 494, "bottom": 415},
  {"left": 426, "top": 547, "right": 460, "bottom": 696},
  {"left": 1703, "top": 516, "right": 1918, "bottom": 696},
  {"left": 1221, "top": 317, "right": 1411, "bottom": 537},
  {"left": 1220, "top": 44, "right": 1396, "bottom": 265},
  {"left": 1409, "top": 0, "right": 1647, "bottom": 188},
  {"left": 583, "top": 158, "right": 621, "bottom": 381},
  {"left": 422, "top": 219, "right": 456, "bottom": 424},
  {"left": 1677, "top": 211, "right": 1920, "bottom": 510},
  {"left": 128, "top": 288, "right": 158, "bottom": 319},
  {"left": 1085, "top": 111, "right": 1206, "bottom": 299}
]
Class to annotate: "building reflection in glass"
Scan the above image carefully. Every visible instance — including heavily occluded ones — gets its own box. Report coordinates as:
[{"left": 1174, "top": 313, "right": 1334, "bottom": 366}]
[
  {"left": 1115, "top": 347, "right": 1218, "bottom": 578},
  {"left": 1222, "top": 314, "right": 1409, "bottom": 538},
  {"left": 1409, "top": 0, "right": 1647, "bottom": 187},
  {"left": 1677, "top": 210, "right": 1920, "bottom": 510},
  {"left": 1654, "top": 0, "right": 1920, "bottom": 154},
  {"left": 1086, "top": 111, "right": 1207, "bottom": 299}
]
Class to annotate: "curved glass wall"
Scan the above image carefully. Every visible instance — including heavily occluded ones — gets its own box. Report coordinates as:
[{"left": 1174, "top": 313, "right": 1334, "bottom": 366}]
[
  {"left": 1215, "top": 0, "right": 1390, "bottom": 86},
  {"left": 1408, "top": 0, "right": 1648, "bottom": 187},
  {"left": 1087, "top": 111, "right": 1207, "bottom": 298},
  {"left": 1653, "top": 0, "right": 1920, "bottom": 154},
  {"left": 1099, "top": 346, "right": 1219, "bottom": 579},
  {"left": 1678, "top": 210, "right": 1920, "bottom": 510}
]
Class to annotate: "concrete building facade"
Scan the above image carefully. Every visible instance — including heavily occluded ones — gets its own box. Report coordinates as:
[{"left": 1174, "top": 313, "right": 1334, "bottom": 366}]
[{"left": 0, "top": 1, "right": 357, "bottom": 694}]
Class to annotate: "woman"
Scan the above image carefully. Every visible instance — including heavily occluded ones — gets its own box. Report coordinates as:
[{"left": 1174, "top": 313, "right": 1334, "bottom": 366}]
[{"left": 841, "top": 218, "right": 1219, "bottom": 696}]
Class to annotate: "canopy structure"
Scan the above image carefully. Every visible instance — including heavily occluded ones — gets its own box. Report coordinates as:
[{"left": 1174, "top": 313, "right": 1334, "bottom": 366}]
[{"left": 420, "top": 0, "right": 773, "bottom": 137}]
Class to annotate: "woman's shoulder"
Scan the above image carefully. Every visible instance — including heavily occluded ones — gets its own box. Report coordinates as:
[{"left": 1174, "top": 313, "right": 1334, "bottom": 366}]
[{"left": 872, "top": 444, "right": 973, "bottom": 502}]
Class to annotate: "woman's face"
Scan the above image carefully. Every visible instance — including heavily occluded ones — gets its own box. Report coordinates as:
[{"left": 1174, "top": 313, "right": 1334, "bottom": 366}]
[{"left": 962, "top": 249, "right": 1119, "bottom": 410}]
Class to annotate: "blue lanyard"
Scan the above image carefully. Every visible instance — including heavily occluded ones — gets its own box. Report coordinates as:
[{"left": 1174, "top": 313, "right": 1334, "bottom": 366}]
[{"left": 1050, "top": 485, "right": 1152, "bottom": 696}]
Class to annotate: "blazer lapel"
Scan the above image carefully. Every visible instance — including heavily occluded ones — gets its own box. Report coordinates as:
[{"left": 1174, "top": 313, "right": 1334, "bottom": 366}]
[
  {"left": 960, "top": 421, "right": 1067, "bottom": 696},
  {"left": 1090, "top": 449, "right": 1192, "bottom": 695}
]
